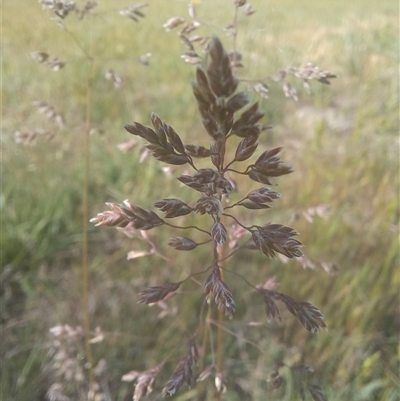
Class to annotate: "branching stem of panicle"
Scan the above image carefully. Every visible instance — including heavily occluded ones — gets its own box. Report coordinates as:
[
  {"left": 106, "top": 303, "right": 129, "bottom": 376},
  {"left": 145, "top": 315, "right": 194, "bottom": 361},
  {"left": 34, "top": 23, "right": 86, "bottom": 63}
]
[
  {"left": 248, "top": 224, "right": 261, "bottom": 231},
  {"left": 219, "top": 266, "right": 258, "bottom": 291},
  {"left": 208, "top": 319, "right": 265, "bottom": 354},
  {"left": 197, "top": 239, "right": 213, "bottom": 246},
  {"left": 182, "top": 265, "right": 213, "bottom": 284},
  {"left": 222, "top": 213, "right": 250, "bottom": 231},
  {"left": 217, "top": 244, "right": 245, "bottom": 263},
  {"left": 223, "top": 158, "right": 237, "bottom": 171},
  {"left": 224, "top": 167, "right": 249, "bottom": 175},
  {"left": 163, "top": 221, "right": 211, "bottom": 236},
  {"left": 223, "top": 196, "right": 248, "bottom": 210}
]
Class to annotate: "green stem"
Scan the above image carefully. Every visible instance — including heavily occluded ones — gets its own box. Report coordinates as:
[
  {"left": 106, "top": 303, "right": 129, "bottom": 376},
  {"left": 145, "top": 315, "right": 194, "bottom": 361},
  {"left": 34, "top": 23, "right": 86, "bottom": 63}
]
[
  {"left": 231, "top": 6, "right": 239, "bottom": 76},
  {"left": 81, "top": 17, "right": 95, "bottom": 397}
]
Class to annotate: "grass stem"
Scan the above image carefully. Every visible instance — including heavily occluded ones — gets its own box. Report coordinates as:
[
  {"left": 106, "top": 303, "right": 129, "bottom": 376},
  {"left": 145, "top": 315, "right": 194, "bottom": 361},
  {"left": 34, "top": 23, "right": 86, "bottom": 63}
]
[
  {"left": 81, "top": 16, "right": 95, "bottom": 397},
  {"left": 215, "top": 204, "right": 229, "bottom": 399}
]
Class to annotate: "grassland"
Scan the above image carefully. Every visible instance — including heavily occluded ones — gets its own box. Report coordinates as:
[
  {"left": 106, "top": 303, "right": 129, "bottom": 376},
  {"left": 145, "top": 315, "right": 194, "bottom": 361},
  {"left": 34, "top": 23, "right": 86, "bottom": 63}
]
[{"left": 2, "top": 0, "right": 399, "bottom": 400}]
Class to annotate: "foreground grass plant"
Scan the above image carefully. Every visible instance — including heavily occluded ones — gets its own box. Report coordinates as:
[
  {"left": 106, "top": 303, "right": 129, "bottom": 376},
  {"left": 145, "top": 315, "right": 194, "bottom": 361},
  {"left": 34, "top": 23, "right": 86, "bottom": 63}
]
[{"left": 91, "top": 15, "right": 334, "bottom": 397}]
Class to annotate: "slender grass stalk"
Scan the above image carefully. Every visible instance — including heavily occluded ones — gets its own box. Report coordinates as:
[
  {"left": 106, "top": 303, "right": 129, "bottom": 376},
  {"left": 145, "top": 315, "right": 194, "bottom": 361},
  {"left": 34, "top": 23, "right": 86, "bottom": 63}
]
[
  {"left": 216, "top": 211, "right": 229, "bottom": 400},
  {"left": 230, "top": 4, "right": 239, "bottom": 76},
  {"left": 196, "top": 301, "right": 213, "bottom": 401},
  {"left": 81, "top": 16, "right": 95, "bottom": 397}
]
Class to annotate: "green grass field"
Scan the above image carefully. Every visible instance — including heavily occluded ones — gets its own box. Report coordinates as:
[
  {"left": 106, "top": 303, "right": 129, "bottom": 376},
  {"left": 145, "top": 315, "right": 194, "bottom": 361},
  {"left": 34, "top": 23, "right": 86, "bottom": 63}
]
[{"left": 2, "top": 0, "right": 399, "bottom": 400}]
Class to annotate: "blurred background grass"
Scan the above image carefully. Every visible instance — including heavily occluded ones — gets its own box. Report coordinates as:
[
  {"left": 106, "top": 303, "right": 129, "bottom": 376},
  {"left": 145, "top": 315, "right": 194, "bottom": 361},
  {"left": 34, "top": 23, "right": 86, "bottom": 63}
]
[{"left": 2, "top": 0, "right": 399, "bottom": 400}]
